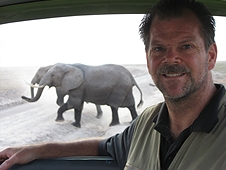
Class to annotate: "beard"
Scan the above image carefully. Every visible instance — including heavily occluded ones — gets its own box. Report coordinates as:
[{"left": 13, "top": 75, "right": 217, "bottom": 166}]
[{"left": 154, "top": 62, "right": 209, "bottom": 102}]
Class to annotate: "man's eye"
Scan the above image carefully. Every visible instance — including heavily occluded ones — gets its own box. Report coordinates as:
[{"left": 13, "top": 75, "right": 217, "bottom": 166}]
[
  {"left": 153, "top": 47, "right": 165, "bottom": 51},
  {"left": 182, "top": 44, "right": 193, "bottom": 50}
]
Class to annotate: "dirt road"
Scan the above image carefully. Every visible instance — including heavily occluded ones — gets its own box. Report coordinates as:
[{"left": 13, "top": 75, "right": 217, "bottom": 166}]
[{"left": 0, "top": 65, "right": 163, "bottom": 150}]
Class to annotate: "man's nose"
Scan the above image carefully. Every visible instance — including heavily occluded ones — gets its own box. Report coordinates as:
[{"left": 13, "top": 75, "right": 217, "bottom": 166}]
[{"left": 163, "top": 48, "right": 181, "bottom": 64}]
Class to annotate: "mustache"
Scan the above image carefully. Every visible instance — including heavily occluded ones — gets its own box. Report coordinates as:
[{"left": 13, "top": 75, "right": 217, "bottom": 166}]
[{"left": 157, "top": 65, "right": 190, "bottom": 75}]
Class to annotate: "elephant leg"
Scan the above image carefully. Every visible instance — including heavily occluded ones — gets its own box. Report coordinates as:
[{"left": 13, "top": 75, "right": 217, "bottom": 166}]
[
  {"left": 95, "top": 104, "right": 103, "bottom": 119},
  {"left": 109, "top": 106, "right": 120, "bottom": 126},
  {"left": 55, "top": 103, "right": 68, "bottom": 121},
  {"left": 56, "top": 97, "right": 64, "bottom": 106},
  {"left": 72, "top": 109, "right": 82, "bottom": 128},
  {"left": 56, "top": 91, "right": 65, "bottom": 106},
  {"left": 128, "top": 105, "right": 138, "bottom": 121}
]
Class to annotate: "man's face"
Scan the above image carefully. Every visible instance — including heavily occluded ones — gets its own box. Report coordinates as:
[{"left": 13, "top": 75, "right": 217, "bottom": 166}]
[{"left": 146, "top": 11, "right": 217, "bottom": 101}]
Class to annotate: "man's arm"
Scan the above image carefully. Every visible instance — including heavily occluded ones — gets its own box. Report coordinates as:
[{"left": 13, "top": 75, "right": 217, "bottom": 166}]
[{"left": 0, "top": 138, "right": 102, "bottom": 170}]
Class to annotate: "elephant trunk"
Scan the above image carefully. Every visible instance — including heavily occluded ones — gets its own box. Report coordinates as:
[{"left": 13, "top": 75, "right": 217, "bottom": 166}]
[
  {"left": 31, "top": 86, "right": 34, "bottom": 98},
  {"left": 22, "top": 86, "right": 45, "bottom": 102}
]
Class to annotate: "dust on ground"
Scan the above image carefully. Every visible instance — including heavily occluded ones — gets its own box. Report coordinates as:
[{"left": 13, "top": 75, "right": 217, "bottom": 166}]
[{"left": 0, "top": 64, "right": 162, "bottom": 150}]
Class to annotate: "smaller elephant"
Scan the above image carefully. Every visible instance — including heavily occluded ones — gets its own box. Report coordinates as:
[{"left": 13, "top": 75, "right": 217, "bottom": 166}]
[
  {"left": 29, "top": 65, "right": 53, "bottom": 98},
  {"left": 26, "top": 64, "right": 103, "bottom": 118},
  {"left": 22, "top": 63, "right": 143, "bottom": 127}
]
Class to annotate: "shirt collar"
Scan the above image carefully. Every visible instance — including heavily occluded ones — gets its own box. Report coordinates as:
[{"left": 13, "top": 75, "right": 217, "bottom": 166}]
[{"left": 153, "top": 84, "right": 225, "bottom": 133}]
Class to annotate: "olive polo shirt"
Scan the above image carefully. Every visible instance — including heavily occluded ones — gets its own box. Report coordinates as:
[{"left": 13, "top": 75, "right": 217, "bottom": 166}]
[
  {"left": 98, "top": 84, "right": 225, "bottom": 170},
  {"left": 155, "top": 84, "right": 224, "bottom": 169}
]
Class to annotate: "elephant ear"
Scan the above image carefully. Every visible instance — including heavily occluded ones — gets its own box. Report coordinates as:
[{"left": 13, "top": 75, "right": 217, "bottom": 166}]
[{"left": 61, "top": 67, "right": 84, "bottom": 94}]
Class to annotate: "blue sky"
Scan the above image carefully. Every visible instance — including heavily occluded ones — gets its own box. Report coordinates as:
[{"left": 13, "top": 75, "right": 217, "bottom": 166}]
[{"left": 0, "top": 15, "right": 225, "bottom": 67}]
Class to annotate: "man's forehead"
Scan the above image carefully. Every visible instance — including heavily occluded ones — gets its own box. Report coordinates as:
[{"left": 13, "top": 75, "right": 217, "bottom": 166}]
[{"left": 149, "top": 11, "right": 202, "bottom": 38}]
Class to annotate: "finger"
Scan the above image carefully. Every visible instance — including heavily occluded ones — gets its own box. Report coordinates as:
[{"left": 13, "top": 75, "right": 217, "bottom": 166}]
[
  {"left": 0, "top": 151, "right": 8, "bottom": 162},
  {"left": 0, "top": 158, "right": 15, "bottom": 170}
]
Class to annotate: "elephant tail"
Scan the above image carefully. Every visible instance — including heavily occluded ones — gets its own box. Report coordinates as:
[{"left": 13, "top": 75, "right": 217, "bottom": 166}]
[{"left": 134, "top": 83, "right": 143, "bottom": 108}]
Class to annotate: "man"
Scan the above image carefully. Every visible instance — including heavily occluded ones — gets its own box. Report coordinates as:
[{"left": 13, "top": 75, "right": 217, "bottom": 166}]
[{"left": 0, "top": 0, "right": 225, "bottom": 169}]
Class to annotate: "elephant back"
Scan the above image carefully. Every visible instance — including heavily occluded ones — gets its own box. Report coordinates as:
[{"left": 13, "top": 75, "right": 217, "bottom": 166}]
[
  {"left": 84, "top": 64, "right": 134, "bottom": 86},
  {"left": 78, "top": 64, "right": 137, "bottom": 107}
]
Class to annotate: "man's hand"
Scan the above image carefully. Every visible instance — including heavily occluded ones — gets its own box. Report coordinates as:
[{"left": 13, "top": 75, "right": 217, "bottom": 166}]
[{"left": 0, "top": 146, "right": 37, "bottom": 170}]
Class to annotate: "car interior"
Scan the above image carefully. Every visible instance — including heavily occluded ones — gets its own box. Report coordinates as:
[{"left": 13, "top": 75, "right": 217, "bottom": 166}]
[{"left": 0, "top": 0, "right": 226, "bottom": 169}]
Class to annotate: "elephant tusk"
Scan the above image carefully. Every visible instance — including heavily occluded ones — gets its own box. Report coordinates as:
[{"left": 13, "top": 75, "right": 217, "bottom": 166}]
[{"left": 24, "top": 80, "right": 44, "bottom": 88}]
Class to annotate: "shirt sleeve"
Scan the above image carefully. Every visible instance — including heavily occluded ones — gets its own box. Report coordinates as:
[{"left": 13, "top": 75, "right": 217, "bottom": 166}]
[{"left": 98, "top": 118, "right": 137, "bottom": 169}]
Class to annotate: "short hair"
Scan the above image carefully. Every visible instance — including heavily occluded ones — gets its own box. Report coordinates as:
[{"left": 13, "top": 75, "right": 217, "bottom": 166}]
[{"left": 139, "top": 0, "right": 215, "bottom": 52}]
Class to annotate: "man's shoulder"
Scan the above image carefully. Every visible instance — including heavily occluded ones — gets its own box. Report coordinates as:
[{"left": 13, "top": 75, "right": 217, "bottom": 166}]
[
  {"left": 142, "top": 102, "right": 163, "bottom": 116},
  {"left": 136, "top": 102, "right": 164, "bottom": 126},
  {"left": 216, "top": 84, "right": 226, "bottom": 108}
]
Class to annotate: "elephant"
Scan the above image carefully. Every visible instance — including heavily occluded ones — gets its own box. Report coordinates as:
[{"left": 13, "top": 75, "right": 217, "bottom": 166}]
[
  {"left": 27, "top": 64, "right": 103, "bottom": 118},
  {"left": 22, "top": 63, "right": 143, "bottom": 127}
]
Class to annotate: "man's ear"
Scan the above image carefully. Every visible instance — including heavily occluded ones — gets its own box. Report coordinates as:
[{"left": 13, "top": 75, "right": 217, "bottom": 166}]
[{"left": 208, "top": 43, "right": 217, "bottom": 70}]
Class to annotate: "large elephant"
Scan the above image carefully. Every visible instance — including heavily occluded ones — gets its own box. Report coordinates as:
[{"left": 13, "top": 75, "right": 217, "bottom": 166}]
[
  {"left": 27, "top": 64, "right": 103, "bottom": 118},
  {"left": 22, "top": 63, "right": 143, "bottom": 127}
]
